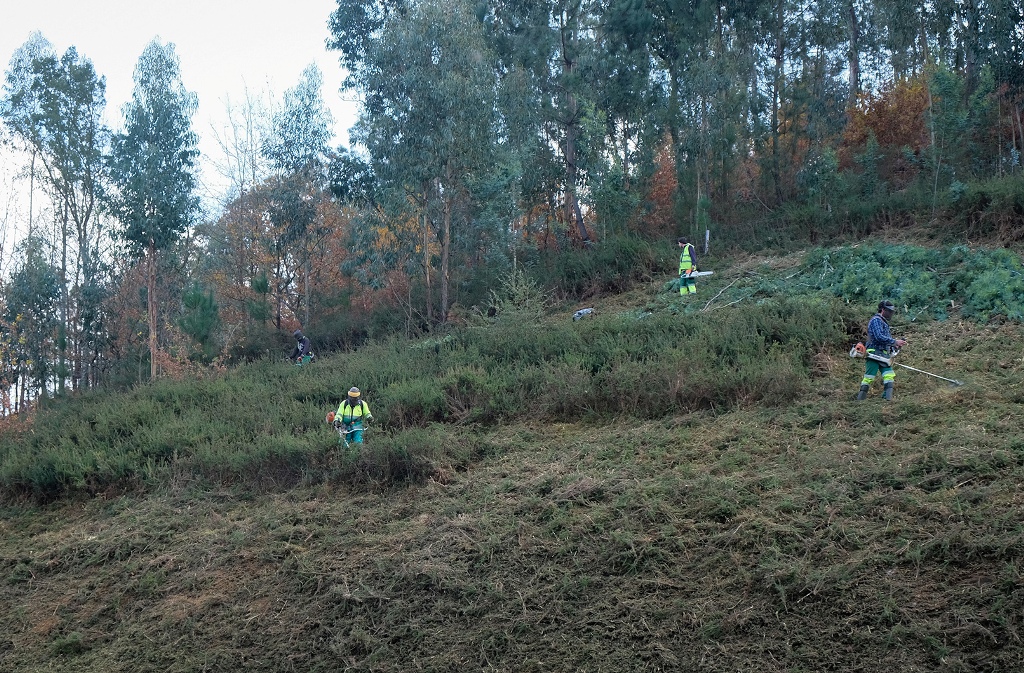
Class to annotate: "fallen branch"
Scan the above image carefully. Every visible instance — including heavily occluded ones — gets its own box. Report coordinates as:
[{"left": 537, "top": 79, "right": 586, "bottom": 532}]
[{"left": 701, "top": 279, "right": 738, "bottom": 312}]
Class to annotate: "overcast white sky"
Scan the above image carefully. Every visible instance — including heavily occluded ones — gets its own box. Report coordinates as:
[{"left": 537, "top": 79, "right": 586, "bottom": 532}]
[{"left": 0, "top": 0, "right": 359, "bottom": 222}]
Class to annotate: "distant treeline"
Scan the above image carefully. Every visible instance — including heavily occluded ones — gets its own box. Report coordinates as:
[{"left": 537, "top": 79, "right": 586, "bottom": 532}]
[{"left": 2, "top": 0, "right": 1023, "bottom": 409}]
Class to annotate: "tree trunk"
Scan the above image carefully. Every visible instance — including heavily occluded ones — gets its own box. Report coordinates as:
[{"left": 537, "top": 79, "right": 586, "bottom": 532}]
[
  {"left": 419, "top": 209, "right": 432, "bottom": 325},
  {"left": 440, "top": 172, "right": 452, "bottom": 322},
  {"left": 926, "top": 71, "right": 940, "bottom": 215},
  {"left": 58, "top": 204, "right": 68, "bottom": 395},
  {"left": 303, "top": 254, "right": 310, "bottom": 329},
  {"left": 148, "top": 238, "right": 158, "bottom": 380},
  {"left": 274, "top": 251, "right": 283, "bottom": 330},
  {"left": 771, "top": 0, "right": 784, "bottom": 204},
  {"left": 564, "top": 107, "right": 590, "bottom": 243},
  {"left": 918, "top": 10, "right": 930, "bottom": 72},
  {"left": 560, "top": 15, "right": 591, "bottom": 244},
  {"left": 848, "top": 0, "right": 860, "bottom": 107},
  {"left": 1011, "top": 104, "right": 1019, "bottom": 164},
  {"left": 621, "top": 118, "right": 631, "bottom": 191},
  {"left": 670, "top": 72, "right": 683, "bottom": 228},
  {"left": 962, "top": 0, "right": 980, "bottom": 96},
  {"left": 28, "top": 149, "right": 36, "bottom": 237}
]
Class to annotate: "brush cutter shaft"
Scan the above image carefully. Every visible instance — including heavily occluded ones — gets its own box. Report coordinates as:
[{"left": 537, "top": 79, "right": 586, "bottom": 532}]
[
  {"left": 894, "top": 363, "right": 963, "bottom": 385},
  {"left": 849, "top": 343, "right": 963, "bottom": 385},
  {"left": 336, "top": 424, "right": 370, "bottom": 447}
]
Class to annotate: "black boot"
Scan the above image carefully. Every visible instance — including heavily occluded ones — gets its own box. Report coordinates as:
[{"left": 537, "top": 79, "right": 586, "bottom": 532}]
[
  {"left": 882, "top": 382, "right": 894, "bottom": 401},
  {"left": 856, "top": 384, "right": 869, "bottom": 400}
]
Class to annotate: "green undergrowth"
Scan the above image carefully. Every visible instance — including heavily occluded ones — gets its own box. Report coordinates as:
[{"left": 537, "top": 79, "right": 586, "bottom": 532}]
[
  {"left": 0, "top": 294, "right": 857, "bottom": 501},
  {"left": 659, "top": 242, "right": 1024, "bottom": 322},
  {"left": 1, "top": 316, "right": 1023, "bottom": 671},
  {"left": 2, "top": 241, "right": 1024, "bottom": 670}
]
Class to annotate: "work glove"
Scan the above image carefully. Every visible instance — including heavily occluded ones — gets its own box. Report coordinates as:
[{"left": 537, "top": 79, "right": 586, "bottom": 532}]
[{"left": 333, "top": 419, "right": 342, "bottom": 429}]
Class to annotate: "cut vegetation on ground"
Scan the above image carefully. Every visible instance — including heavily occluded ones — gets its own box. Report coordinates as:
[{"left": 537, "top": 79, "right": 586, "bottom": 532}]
[{"left": 2, "top": 242, "right": 1023, "bottom": 672}]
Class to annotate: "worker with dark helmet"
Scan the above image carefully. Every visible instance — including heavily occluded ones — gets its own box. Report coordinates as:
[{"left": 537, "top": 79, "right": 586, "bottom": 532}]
[
  {"left": 289, "top": 329, "right": 314, "bottom": 364},
  {"left": 334, "top": 387, "right": 373, "bottom": 444},
  {"left": 677, "top": 236, "right": 698, "bottom": 296},
  {"left": 857, "top": 300, "right": 908, "bottom": 401}
]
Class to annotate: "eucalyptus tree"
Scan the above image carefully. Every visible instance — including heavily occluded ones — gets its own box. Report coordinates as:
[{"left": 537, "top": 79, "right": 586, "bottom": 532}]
[
  {"left": 334, "top": 0, "right": 505, "bottom": 323},
  {"left": 596, "top": 0, "right": 659, "bottom": 171},
  {"left": 583, "top": 0, "right": 662, "bottom": 236},
  {"left": 1, "top": 32, "right": 50, "bottom": 239},
  {"left": 775, "top": 1, "right": 853, "bottom": 201},
  {"left": 263, "top": 64, "right": 334, "bottom": 177},
  {"left": 986, "top": 0, "right": 1024, "bottom": 98},
  {"left": 2, "top": 33, "right": 109, "bottom": 391},
  {"left": 868, "top": 0, "right": 977, "bottom": 79},
  {"left": 107, "top": 39, "right": 200, "bottom": 380},
  {"left": 986, "top": 0, "right": 1024, "bottom": 170},
  {"left": 261, "top": 64, "right": 334, "bottom": 328},
  {"left": 484, "top": 0, "right": 599, "bottom": 243},
  {"left": 637, "top": 1, "right": 765, "bottom": 217}
]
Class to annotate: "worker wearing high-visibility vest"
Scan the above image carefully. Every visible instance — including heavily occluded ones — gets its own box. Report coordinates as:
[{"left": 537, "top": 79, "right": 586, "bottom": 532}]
[
  {"left": 677, "top": 237, "right": 698, "bottom": 295},
  {"left": 333, "top": 387, "right": 373, "bottom": 443}
]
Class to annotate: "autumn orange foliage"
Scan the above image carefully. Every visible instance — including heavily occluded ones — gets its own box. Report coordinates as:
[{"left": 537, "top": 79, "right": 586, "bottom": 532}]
[
  {"left": 104, "top": 261, "right": 149, "bottom": 373},
  {"left": 641, "top": 137, "right": 678, "bottom": 238},
  {"left": 203, "top": 180, "right": 359, "bottom": 351},
  {"left": 841, "top": 76, "right": 931, "bottom": 188}
]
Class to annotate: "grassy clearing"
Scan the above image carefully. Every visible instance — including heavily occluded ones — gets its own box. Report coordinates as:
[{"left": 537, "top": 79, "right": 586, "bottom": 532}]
[{"left": 2, "top": 243, "right": 1024, "bottom": 671}]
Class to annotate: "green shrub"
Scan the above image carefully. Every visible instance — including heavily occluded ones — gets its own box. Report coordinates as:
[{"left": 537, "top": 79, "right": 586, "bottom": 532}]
[
  {"left": 801, "top": 243, "right": 1024, "bottom": 322},
  {"left": 0, "top": 293, "right": 857, "bottom": 500},
  {"left": 50, "top": 632, "right": 87, "bottom": 656},
  {"left": 380, "top": 377, "right": 449, "bottom": 427},
  {"left": 527, "top": 235, "right": 668, "bottom": 299},
  {"left": 948, "top": 175, "right": 1024, "bottom": 243},
  {"left": 336, "top": 427, "right": 442, "bottom": 488}
]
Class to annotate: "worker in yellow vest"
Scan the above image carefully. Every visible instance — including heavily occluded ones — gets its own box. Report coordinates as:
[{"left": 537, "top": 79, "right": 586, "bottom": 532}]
[
  {"left": 677, "top": 236, "right": 698, "bottom": 295},
  {"left": 333, "top": 387, "right": 373, "bottom": 444}
]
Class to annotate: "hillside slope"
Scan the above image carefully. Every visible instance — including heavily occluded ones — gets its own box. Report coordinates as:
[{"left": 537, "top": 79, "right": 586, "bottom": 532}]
[{"left": 2, "top": 245, "right": 1024, "bottom": 672}]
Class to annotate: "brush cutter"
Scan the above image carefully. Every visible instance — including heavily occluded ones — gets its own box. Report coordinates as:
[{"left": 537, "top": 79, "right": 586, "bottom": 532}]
[
  {"left": 849, "top": 343, "right": 964, "bottom": 386},
  {"left": 666, "top": 270, "right": 715, "bottom": 293},
  {"left": 337, "top": 424, "right": 370, "bottom": 448},
  {"left": 325, "top": 411, "right": 370, "bottom": 447}
]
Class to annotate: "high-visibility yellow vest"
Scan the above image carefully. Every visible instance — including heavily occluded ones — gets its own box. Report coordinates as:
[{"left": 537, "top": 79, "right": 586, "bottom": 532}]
[
  {"left": 336, "top": 399, "right": 371, "bottom": 424},
  {"left": 679, "top": 244, "right": 695, "bottom": 273}
]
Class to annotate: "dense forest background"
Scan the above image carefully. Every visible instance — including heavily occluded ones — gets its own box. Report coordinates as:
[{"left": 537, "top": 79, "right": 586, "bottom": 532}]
[{"left": 1, "top": 0, "right": 1023, "bottom": 413}]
